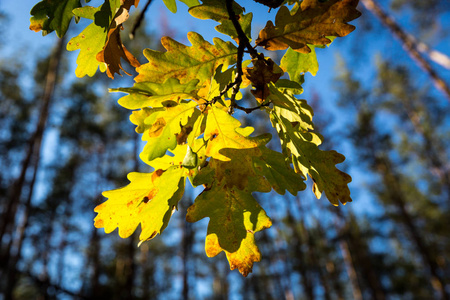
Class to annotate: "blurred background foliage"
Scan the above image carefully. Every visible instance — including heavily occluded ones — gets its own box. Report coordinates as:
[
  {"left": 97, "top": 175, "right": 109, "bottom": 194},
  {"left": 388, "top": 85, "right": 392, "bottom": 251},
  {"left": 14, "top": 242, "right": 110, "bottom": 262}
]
[{"left": 0, "top": 0, "right": 449, "bottom": 299}]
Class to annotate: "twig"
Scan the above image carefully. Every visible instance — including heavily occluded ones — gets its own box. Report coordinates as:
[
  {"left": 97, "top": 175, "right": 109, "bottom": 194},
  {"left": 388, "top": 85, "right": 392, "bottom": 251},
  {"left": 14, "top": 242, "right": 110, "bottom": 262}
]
[
  {"left": 224, "top": 0, "right": 267, "bottom": 113},
  {"left": 361, "top": 0, "right": 450, "bottom": 102},
  {"left": 228, "top": 42, "right": 245, "bottom": 113},
  {"left": 235, "top": 102, "right": 271, "bottom": 114},
  {"left": 225, "top": 0, "right": 260, "bottom": 59},
  {"left": 129, "top": 0, "right": 153, "bottom": 40},
  {"left": 203, "top": 0, "right": 268, "bottom": 114}
]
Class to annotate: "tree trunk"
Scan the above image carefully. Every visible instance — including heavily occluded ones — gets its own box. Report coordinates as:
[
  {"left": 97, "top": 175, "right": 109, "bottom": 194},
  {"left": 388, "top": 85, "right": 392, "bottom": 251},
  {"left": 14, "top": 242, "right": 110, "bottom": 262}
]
[
  {"left": 398, "top": 97, "right": 450, "bottom": 201},
  {"left": 1, "top": 37, "right": 64, "bottom": 300},
  {"left": 3, "top": 145, "right": 40, "bottom": 300},
  {"left": 360, "top": 0, "right": 450, "bottom": 102},
  {"left": 376, "top": 157, "right": 449, "bottom": 300},
  {"left": 181, "top": 197, "right": 194, "bottom": 300},
  {"left": 339, "top": 239, "right": 363, "bottom": 300},
  {"left": 0, "top": 37, "right": 64, "bottom": 246},
  {"left": 344, "top": 214, "right": 387, "bottom": 300}
]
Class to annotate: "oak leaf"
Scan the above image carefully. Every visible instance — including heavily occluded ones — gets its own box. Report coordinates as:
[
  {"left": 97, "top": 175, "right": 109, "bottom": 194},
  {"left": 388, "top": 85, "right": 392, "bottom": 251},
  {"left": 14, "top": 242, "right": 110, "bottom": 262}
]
[
  {"left": 67, "top": 0, "right": 140, "bottom": 78},
  {"left": 254, "top": 146, "right": 307, "bottom": 195},
  {"left": 187, "top": 148, "right": 273, "bottom": 276},
  {"left": 139, "top": 102, "right": 200, "bottom": 164},
  {"left": 269, "top": 86, "right": 352, "bottom": 205},
  {"left": 129, "top": 107, "right": 153, "bottom": 133},
  {"left": 256, "top": 0, "right": 361, "bottom": 53},
  {"left": 162, "top": 0, "right": 200, "bottom": 13},
  {"left": 111, "top": 78, "right": 200, "bottom": 109},
  {"left": 243, "top": 58, "right": 284, "bottom": 103},
  {"left": 189, "top": 0, "right": 252, "bottom": 42},
  {"left": 94, "top": 167, "right": 185, "bottom": 243},
  {"left": 30, "top": 0, "right": 81, "bottom": 37},
  {"left": 204, "top": 106, "right": 259, "bottom": 161},
  {"left": 135, "top": 32, "right": 237, "bottom": 97},
  {"left": 66, "top": 5, "right": 109, "bottom": 77},
  {"left": 96, "top": 0, "right": 141, "bottom": 79},
  {"left": 280, "top": 45, "right": 319, "bottom": 83}
]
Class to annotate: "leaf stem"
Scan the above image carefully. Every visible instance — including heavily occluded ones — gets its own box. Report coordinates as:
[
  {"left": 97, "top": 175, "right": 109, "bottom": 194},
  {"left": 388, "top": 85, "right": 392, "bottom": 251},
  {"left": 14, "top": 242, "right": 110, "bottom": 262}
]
[{"left": 234, "top": 102, "right": 271, "bottom": 114}]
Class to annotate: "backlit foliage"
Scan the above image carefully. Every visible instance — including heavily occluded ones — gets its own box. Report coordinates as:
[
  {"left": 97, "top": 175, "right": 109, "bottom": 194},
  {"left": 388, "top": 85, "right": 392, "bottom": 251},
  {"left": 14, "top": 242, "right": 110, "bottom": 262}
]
[{"left": 30, "top": 0, "right": 360, "bottom": 276}]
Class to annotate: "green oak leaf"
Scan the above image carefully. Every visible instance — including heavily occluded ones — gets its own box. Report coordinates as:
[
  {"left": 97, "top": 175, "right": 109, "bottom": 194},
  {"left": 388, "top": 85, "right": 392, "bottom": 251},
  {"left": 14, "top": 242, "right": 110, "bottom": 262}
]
[
  {"left": 268, "top": 83, "right": 317, "bottom": 133},
  {"left": 162, "top": 0, "right": 177, "bottom": 13},
  {"left": 254, "top": 146, "right": 307, "bottom": 195},
  {"left": 187, "top": 184, "right": 271, "bottom": 277},
  {"left": 135, "top": 32, "right": 237, "bottom": 98},
  {"left": 275, "top": 79, "right": 304, "bottom": 95},
  {"left": 111, "top": 78, "right": 200, "bottom": 109},
  {"left": 30, "top": 0, "right": 81, "bottom": 38},
  {"left": 281, "top": 45, "right": 319, "bottom": 82},
  {"left": 270, "top": 108, "right": 352, "bottom": 205},
  {"left": 188, "top": 148, "right": 272, "bottom": 276}
]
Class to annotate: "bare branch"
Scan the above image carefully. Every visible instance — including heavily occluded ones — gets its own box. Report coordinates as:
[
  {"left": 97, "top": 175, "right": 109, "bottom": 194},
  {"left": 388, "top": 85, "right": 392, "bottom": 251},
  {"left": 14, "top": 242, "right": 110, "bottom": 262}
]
[
  {"left": 129, "top": 0, "right": 154, "bottom": 40},
  {"left": 361, "top": 0, "right": 450, "bottom": 102},
  {"left": 234, "top": 102, "right": 271, "bottom": 114}
]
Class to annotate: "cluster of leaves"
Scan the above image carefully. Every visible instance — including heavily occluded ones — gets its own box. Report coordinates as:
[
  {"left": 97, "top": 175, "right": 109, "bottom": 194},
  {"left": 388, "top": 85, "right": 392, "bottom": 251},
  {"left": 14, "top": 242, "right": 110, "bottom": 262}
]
[{"left": 30, "top": 0, "right": 360, "bottom": 276}]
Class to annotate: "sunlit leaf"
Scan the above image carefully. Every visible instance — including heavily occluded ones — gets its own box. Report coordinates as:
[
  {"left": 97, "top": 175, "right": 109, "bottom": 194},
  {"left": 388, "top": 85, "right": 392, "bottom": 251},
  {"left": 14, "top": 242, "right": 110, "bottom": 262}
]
[
  {"left": 112, "top": 78, "right": 200, "bottom": 109},
  {"left": 281, "top": 45, "right": 319, "bottom": 83},
  {"left": 140, "top": 102, "right": 200, "bottom": 163},
  {"left": 256, "top": 0, "right": 361, "bottom": 52},
  {"left": 204, "top": 106, "right": 259, "bottom": 161},
  {"left": 30, "top": 0, "right": 81, "bottom": 37},
  {"left": 67, "top": 0, "right": 140, "bottom": 78},
  {"left": 189, "top": 0, "right": 252, "bottom": 41},
  {"left": 188, "top": 148, "right": 272, "bottom": 276},
  {"left": 269, "top": 89, "right": 352, "bottom": 205},
  {"left": 66, "top": 4, "right": 110, "bottom": 77},
  {"left": 94, "top": 167, "right": 185, "bottom": 243},
  {"left": 136, "top": 32, "right": 237, "bottom": 97}
]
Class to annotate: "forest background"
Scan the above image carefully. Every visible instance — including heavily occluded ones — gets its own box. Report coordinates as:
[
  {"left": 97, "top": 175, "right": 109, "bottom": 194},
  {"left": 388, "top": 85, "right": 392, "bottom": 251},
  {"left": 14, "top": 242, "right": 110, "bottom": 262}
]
[{"left": 0, "top": 0, "right": 450, "bottom": 299}]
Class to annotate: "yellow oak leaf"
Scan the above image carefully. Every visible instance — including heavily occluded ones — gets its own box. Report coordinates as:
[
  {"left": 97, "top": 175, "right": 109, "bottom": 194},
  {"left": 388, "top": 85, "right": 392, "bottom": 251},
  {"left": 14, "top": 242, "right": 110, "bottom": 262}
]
[
  {"left": 204, "top": 226, "right": 264, "bottom": 277},
  {"left": 204, "top": 106, "right": 259, "bottom": 161},
  {"left": 139, "top": 102, "right": 199, "bottom": 164},
  {"left": 94, "top": 167, "right": 185, "bottom": 243}
]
